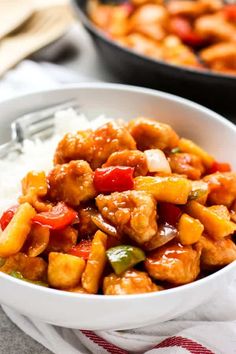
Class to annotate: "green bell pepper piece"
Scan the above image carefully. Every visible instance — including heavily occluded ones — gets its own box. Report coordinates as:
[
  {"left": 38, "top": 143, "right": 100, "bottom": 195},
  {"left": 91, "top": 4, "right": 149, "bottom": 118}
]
[{"left": 106, "top": 245, "right": 145, "bottom": 275}]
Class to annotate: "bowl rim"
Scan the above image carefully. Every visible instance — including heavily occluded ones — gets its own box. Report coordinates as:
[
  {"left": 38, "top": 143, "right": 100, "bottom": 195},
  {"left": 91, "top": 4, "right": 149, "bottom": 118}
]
[
  {"left": 72, "top": 0, "right": 236, "bottom": 83},
  {"left": 0, "top": 82, "right": 236, "bottom": 301}
]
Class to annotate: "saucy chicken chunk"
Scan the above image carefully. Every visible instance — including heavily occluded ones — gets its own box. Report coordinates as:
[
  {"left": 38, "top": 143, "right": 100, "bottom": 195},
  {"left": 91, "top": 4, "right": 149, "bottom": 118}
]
[
  {"left": 92, "top": 121, "right": 136, "bottom": 169},
  {"left": 48, "top": 160, "right": 96, "bottom": 207},
  {"left": 145, "top": 242, "right": 201, "bottom": 284},
  {"left": 204, "top": 172, "right": 236, "bottom": 207},
  {"left": 54, "top": 130, "right": 94, "bottom": 165},
  {"left": 127, "top": 117, "right": 179, "bottom": 151},
  {"left": 54, "top": 122, "right": 136, "bottom": 169},
  {"left": 169, "top": 152, "right": 205, "bottom": 180},
  {"left": 199, "top": 235, "right": 236, "bottom": 269},
  {"left": 103, "top": 150, "right": 148, "bottom": 176},
  {"left": 96, "top": 190, "right": 158, "bottom": 244},
  {"left": 103, "top": 269, "right": 159, "bottom": 295}
]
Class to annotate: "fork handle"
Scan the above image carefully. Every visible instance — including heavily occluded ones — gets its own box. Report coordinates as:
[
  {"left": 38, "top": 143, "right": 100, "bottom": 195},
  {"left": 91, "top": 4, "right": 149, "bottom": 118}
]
[{"left": 0, "top": 140, "right": 19, "bottom": 159}]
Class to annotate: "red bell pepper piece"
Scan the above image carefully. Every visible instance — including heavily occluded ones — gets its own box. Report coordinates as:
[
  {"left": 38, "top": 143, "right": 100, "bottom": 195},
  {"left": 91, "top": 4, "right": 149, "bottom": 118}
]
[
  {"left": 94, "top": 166, "right": 134, "bottom": 193},
  {"left": 159, "top": 202, "right": 182, "bottom": 226},
  {"left": 33, "top": 202, "right": 77, "bottom": 230},
  {"left": 223, "top": 4, "right": 236, "bottom": 21},
  {"left": 0, "top": 205, "right": 18, "bottom": 231},
  {"left": 170, "top": 17, "right": 205, "bottom": 47},
  {"left": 208, "top": 161, "right": 232, "bottom": 174},
  {"left": 68, "top": 240, "right": 92, "bottom": 260}
]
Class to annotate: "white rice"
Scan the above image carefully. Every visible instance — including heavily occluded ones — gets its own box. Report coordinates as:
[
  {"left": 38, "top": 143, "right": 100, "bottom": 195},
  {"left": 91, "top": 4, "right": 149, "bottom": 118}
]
[{"left": 0, "top": 109, "right": 110, "bottom": 215}]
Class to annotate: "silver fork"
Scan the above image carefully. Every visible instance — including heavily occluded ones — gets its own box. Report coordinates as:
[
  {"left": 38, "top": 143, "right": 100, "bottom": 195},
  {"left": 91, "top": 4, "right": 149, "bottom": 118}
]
[{"left": 0, "top": 99, "right": 79, "bottom": 159}]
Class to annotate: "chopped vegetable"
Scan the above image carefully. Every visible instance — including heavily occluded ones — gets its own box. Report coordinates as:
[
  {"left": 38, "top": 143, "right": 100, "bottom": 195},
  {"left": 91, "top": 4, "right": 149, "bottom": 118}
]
[
  {"left": 68, "top": 240, "right": 92, "bottom": 260},
  {"left": 186, "top": 201, "right": 236, "bottom": 239},
  {"left": 82, "top": 230, "right": 107, "bottom": 293},
  {"left": 0, "top": 205, "right": 18, "bottom": 231},
  {"left": 143, "top": 223, "right": 177, "bottom": 251},
  {"left": 178, "top": 138, "right": 214, "bottom": 168},
  {"left": 159, "top": 203, "right": 182, "bottom": 226},
  {"left": 32, "top": 202, "right": 77, "bottom": 230},
  {"left": 170, "top": 147, "right": 180, "bottom": 154},
  {"left": 189, "top": 180, "right": 209, "bottom": 204},
  {"left": 144, "top": 149, "right": 171, "bottom": 173},
  {"left": 91, "top": 211, "right": 119, "bottom": 238},
  {"left": 170, "top": 16, "right": 205, "bottom": 47},
  {"left": 223, "top": 4, "right": 236, "bottom": 21},
  {"left": 0, "top": 203, "right": 36, "bottom": 258},
  {"left": 106, "top": 245, "right": 145, "bottom": 275},
  {"left": 178, "top": 213, "right": 203, "bottom": 245},
  {"left": 94, "top": 166, "right": 134, "bottom": 193},
  {"left": 135, "top": 176, "right": 191, "bottom": 204},
  {"left": 208, "top": 205, "right": 230, "bottom": 220},
  {"left": 48, "top": 252, "right": 85, "bottom": 289},
  {"left": 208, "top": 161, "right": 232, "bottom": 174}
]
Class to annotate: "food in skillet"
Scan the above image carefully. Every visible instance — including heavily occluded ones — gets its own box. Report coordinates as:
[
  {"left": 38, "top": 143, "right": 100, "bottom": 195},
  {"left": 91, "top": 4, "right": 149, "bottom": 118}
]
[
  {"left": 0, "top": 116, "right": 236, "bottom": 295},
  {"left": 88, "top": 0, "right": 236, "bottom": 75}
]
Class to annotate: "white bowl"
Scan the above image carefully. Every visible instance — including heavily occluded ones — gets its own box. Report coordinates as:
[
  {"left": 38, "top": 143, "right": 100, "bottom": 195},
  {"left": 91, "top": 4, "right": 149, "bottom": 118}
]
[{"left": 0, "top": 83, "right": 236, "bottom": 330}]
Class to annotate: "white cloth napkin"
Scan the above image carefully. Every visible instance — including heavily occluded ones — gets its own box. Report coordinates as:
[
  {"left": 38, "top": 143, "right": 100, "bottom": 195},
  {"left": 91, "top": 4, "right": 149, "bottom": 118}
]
[{"left": 1, "top": 59, "right": 236, "bottom": 354}]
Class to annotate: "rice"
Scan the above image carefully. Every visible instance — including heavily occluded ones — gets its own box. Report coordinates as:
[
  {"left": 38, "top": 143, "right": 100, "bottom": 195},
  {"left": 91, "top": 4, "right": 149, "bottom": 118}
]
[{"left": 0, "top": 109, "right": 110, "bottom": 215}]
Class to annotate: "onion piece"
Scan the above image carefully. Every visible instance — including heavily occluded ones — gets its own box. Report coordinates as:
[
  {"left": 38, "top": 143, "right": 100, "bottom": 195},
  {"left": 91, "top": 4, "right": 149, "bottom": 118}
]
[
  {"left": 144, "top": 149, "right": 171, "bottom": 173},
  {"left": 91, "top": 212, "right": 119, "bottom": 239},
  {"left": 143, "top": 223, "right": 177, "bottom": 251}
]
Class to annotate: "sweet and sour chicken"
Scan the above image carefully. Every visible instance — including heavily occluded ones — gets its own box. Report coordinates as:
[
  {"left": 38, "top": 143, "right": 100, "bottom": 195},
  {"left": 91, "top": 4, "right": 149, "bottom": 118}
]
[
  {"left": 0, "top": 116, "right": 235, "bottom": 295},
  {"left": 88, "top": 0, "right": 236, "bottom": 75}
]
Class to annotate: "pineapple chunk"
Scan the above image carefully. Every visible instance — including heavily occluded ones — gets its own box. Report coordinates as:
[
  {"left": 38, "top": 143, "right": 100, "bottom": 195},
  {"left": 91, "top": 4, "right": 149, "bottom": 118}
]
[
  {"left": 178, "top": 138, "right": 214, "bottom": 168},
  {"left": 48, "top": 252, "right": 85, "bottom": 289},
  {"left": 134, "top": 176, "right": 191, "bottom": 204},
  {"left": 0, "top": 203, "right": 36, "bottom": 257},
  {"left": 82, "top": 230, "right": 107, "bottom": 294},
  {"left": 186, "top": 201, "right": 236, "bottom": 239},
  {"left": 178, "top": 213, "right": 204, "bottom": 245}
]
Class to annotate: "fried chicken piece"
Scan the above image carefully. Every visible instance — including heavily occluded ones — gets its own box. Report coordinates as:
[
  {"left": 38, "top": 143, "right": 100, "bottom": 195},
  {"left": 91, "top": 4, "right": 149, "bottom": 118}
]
[
  {"left": 145, "top": 242, "right": 201, "bottom": 284},
  {"left": 103, "top": 269, "right": 159, "bottom": 295},
  {"left": 195, "top": 13, "right": 236, "bottom": 42},
  {"left": 54, "top": 130, "right": 94, "bottom": 165},
  {"left": 92, "top": 121, "right": 136, "bottom": 169},
  {"left": 167, "top": 0, "right": 223, "bottom": 18},
  {"left": 203, "top": 172, "right": 236, "bottom": 207},
  {"left": 103, "top": 150, "right": 148, "bottom": 177},
  {"left": 0, "top": 253, "right": 47, "bottom": 281},
  {"left": 88, "top": 2, "right": 130, "bottom": 37},
  {"left": 96, "top": 190, "right": 158, "bottom": 245},
  {"left": 128, "top": 4, "right": 168, "bottom": 41},
  {"left": 118, "top": 33, "right": 164, "bottom": 59},
  {"left": 127, "top": 117, "right": 179, "bottom": 151},
  {"left": 48, "top": 160, "right": 96, "bottom": 207},
  {"left": 200, "top": 42, "right": 236, "bottom": 74},
  {"left": 162, "top": 35, "right": 202, "bottom": 68},
  {"left": 54, "top": 122, "right": 136, "bottom": 169},
  {"left": 168, "top": 152, "right": 205, "bottom": 180},
  {"left": 199, "top": 235, "right": 236, "bottom": 269}
]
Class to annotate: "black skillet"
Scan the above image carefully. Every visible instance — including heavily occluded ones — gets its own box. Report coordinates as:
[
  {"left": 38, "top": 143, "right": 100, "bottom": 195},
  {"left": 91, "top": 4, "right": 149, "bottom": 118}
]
[{"left": 72, "top": 0, "right": 236, "bottom": 120}]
